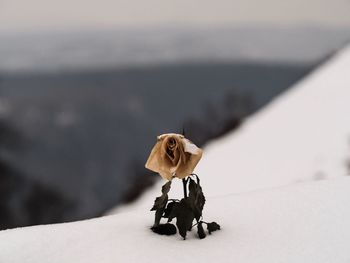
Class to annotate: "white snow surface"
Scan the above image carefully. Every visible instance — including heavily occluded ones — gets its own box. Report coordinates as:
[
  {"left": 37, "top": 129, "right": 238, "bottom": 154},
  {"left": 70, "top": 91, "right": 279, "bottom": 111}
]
[
  {"left": 1, "top": 178, "right": 350, "bottom": 263},
  {"left": 196, "top": 43, "right": 350, "bottom": 195},
  {"left": 1, "top": 46, "right": 350, "bottom": 262}
]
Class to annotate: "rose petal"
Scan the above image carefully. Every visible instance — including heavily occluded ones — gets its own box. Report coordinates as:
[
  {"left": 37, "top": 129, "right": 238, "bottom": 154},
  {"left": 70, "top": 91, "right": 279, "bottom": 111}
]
[
  {"left": 145, "top": 133, "right": 203, "bottom": 180},
  {"left": 182, "top": 138, "right": 201, "bottom": 155},
  {"left": 158, "top": 133, "right": 184, "bottom": 140}
]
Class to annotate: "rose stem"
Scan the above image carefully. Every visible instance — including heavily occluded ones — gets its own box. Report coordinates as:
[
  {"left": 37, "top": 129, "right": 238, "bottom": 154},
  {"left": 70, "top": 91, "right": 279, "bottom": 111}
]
[{"left": 182, "top": 178, "right": 188, "bottom": 198}]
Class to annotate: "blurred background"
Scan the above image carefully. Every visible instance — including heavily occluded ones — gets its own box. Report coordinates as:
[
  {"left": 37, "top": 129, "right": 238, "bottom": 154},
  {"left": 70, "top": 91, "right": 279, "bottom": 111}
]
[{"left": 0, "top": 0, "right": 349, "bottom": 230}]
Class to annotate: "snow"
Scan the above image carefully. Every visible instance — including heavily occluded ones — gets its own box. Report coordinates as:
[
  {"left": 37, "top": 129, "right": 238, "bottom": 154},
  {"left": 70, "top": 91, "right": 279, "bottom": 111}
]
[
  {"left": 1, "top": 178, "right": 350, "bottom": 263},
  {"left": 1, "top": 45, "right": 350, "bottom": 262},
  {"left": 196, "top": 43, "right": 350, "bottom": 195},
  {"left": 118, "top": 44, "right": 350, "bottom": 213}
]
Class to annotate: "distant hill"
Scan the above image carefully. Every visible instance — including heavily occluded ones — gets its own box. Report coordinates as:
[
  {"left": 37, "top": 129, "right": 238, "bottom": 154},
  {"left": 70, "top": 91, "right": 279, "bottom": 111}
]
[{"left": 0, "top": 26, "right": 349, "bottom": 73}]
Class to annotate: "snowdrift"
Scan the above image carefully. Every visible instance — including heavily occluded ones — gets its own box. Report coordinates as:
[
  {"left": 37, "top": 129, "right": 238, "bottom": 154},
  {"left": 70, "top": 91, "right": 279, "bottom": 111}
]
[{"left": 1, "top": 178, "right": 350, "bottom": 263}]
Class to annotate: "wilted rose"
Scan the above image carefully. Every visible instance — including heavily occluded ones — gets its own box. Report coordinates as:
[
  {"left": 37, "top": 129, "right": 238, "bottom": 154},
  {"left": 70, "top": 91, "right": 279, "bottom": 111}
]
[{"left": 145, "top": 133, "right": 203, "bottom": 180}]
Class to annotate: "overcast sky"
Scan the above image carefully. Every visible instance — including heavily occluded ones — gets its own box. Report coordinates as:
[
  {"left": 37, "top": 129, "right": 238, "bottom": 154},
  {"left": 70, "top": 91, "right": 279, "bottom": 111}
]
[{"left": 1, "top": 0, "right": 350, "bottom": 32}]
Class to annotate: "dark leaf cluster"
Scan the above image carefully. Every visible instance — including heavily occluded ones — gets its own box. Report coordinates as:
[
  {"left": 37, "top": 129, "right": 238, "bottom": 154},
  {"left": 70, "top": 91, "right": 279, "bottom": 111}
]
[{"left": 150, "top": 175, "right": 221, "bottom": 240}]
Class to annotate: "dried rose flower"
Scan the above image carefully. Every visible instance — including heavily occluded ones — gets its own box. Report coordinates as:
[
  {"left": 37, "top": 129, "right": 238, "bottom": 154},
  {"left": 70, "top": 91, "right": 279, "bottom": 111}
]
[{"left": 145, "top": 133, "right": 203, "bottom": 180}]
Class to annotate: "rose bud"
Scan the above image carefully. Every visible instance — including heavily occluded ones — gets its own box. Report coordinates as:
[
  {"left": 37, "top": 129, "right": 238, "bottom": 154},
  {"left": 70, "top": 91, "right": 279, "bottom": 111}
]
[{"left": 145, "top": 133, "right": 203, "bottom": 180}]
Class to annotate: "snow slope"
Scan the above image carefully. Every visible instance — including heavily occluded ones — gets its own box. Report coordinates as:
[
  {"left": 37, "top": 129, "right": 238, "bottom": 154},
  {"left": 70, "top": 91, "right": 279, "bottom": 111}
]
[
  {"left": 1, "top": 178, "right": 350, "bottom": 263},
  {"left": 116, "top": 43, "right": 350, "bottom": 213},
  {"left": 1, "top": 45, "right": 350, "bottom": 263},
  {"left": 196, "top": 42, "right": 350, "bottom": 195}
]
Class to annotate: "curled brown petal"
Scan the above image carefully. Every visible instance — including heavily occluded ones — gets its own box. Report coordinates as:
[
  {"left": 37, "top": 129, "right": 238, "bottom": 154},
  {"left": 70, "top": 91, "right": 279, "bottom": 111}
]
[
  {"left": 166, "top": 137, "right": 177, "bottom": 159},
  {"left": 145, "top": 133, "right": 203, "bottom": 180}
]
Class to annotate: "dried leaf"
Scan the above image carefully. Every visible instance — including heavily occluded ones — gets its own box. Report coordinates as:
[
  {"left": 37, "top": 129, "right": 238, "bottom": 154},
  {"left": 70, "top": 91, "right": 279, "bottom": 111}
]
[
  {"left": 167, "top": 202, "right": 179, "bottom": 223},
  {"left": 207, "top": 222, "right": 221, "bottom": 234},
  {"left": 188, "top": 178, "right": 206, "bottom": 221},
  {"left": 169, "top": 198, "right": 195, "bottom": 239},
  {"left": 150, "top": 196, "right": 167, "bottom": 211},
  {"left": 151, "top": 181, "right": 171, "bottom": 226},
  {"left": 161, "top": 181, "right": 172, "bottom": 194},
  {"left": 163, "top": 201, "right": 177, "bottom": 218},
  {"left": 197, "top": 222, "right": 206, "bottom": 239},
  {"left": 151, "top": 223, "right": 177, "bottom": 235}
]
